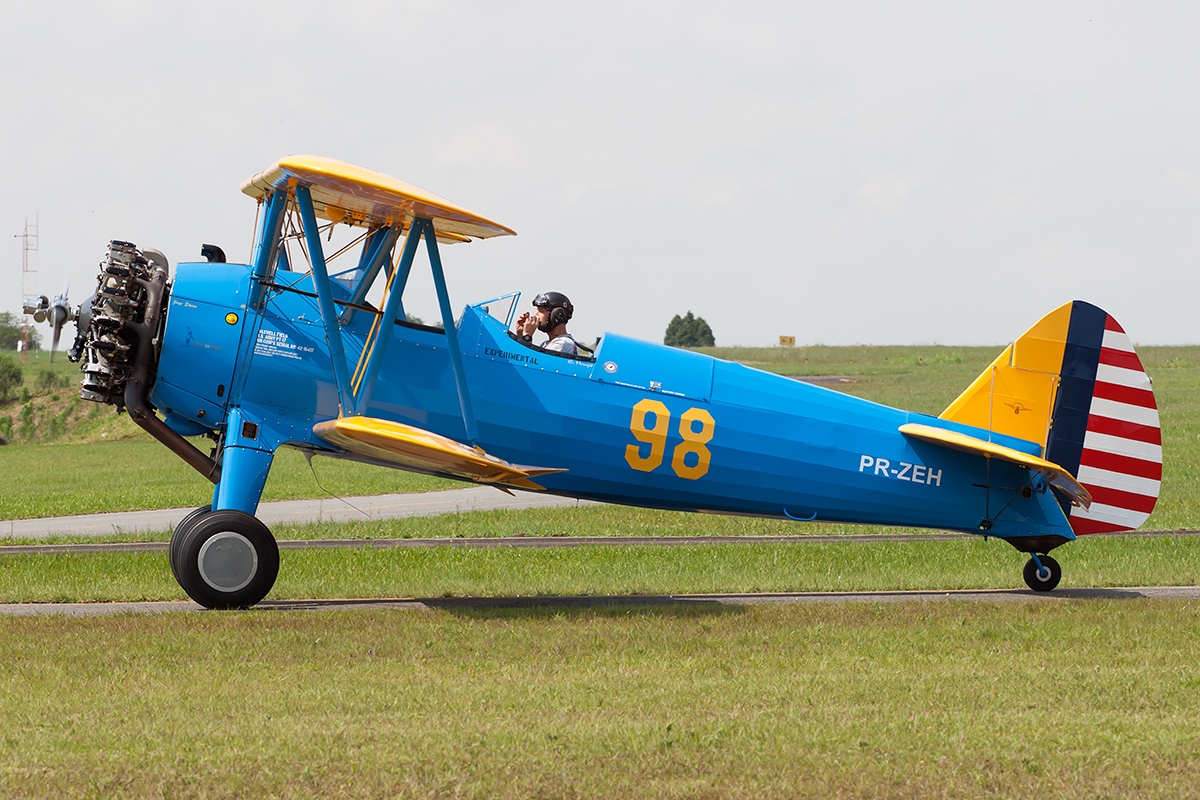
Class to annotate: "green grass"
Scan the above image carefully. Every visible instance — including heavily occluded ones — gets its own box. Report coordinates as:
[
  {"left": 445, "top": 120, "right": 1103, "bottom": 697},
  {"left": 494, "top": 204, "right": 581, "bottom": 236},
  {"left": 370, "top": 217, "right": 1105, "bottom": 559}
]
[
  {"left": 3, "top": 601, "right": 1200, "bottom": 798},
  {"left": 5, "top": 347, "right": 1200, "bottom": 798},
  {"left": 3, "top": 534, "right": 1199, "bottom": 603},
  {"left": 0, "top": 439, "right": 455, "bottom": 520}
]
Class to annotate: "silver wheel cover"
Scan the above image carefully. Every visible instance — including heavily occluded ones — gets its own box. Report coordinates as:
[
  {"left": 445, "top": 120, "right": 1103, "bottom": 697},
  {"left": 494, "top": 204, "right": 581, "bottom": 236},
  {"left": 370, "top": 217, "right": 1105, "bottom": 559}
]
[{"left": 197, "top": 532, "right": 259, "bottom": 593}]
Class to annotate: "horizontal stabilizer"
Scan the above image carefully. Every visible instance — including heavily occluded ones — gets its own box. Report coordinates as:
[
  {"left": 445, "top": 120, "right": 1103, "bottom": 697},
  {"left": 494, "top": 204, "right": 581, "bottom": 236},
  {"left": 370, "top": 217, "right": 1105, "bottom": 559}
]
[
  {"left": 899, "top": 423, "right": 1092, "bottom": 510},
  {"left": 313, "top": 416, "right": 566, "bottom": 490}
]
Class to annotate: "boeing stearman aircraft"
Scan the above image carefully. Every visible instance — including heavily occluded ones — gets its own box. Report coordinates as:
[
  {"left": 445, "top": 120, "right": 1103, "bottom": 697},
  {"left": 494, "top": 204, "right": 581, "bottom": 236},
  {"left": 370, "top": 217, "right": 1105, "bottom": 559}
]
[{"left": 68, "top": 156, "right": 1161, "bottom": 608}]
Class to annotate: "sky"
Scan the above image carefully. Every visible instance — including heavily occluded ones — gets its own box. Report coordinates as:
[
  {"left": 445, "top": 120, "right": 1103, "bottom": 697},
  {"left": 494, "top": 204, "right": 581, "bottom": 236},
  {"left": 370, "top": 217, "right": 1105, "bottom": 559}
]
[{"left": 2, "top": 1, "right": 1198, "bottom": 348}]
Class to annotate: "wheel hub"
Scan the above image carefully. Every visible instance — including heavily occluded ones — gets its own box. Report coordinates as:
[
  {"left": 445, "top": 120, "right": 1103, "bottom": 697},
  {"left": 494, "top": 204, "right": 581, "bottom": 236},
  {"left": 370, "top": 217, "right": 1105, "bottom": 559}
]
[{"left": 197, "top": 532, "right": 259, "bottom": 592}]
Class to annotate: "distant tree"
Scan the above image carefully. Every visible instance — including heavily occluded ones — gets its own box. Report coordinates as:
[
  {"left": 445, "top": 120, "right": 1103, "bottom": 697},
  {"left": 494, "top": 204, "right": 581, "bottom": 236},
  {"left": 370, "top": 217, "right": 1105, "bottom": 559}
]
[
  {"left": 0, "top": 312, "right": 41, "bottom": 351},
  {"left": 664, "top": 311, "right": 715, "bottom": 348},
  {"left": 405, "top": 313, "right": 443, "bottom": 330},
  {"left": 0, "top": 355, "right": 22, "bottom": 403}
]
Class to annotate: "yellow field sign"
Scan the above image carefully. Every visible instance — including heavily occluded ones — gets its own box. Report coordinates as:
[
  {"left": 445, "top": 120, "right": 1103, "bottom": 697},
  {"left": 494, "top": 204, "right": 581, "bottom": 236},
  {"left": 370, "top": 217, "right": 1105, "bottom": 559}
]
[{"left": 779, "top": 336, "right": 795, "bottom": 347}]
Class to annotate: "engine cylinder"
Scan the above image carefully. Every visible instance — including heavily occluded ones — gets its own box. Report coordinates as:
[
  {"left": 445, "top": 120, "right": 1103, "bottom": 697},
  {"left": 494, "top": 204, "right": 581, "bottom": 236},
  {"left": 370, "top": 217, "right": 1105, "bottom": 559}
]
[{"left": 74, "top": 240, "right": 168, "bottom": 405}]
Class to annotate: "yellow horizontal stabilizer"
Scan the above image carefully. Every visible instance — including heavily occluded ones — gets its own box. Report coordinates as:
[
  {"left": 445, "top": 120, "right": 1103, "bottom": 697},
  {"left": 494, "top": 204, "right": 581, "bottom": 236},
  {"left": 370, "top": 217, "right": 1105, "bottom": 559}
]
[
  {"left": 313, "top": 416, "right": 565, "bottom": 490},
  {"left": 241, "top": 155, "right": 516, "bottom": 242},
  {"left": 899, "top": 423, "right": 1091, "bottom": 509}
]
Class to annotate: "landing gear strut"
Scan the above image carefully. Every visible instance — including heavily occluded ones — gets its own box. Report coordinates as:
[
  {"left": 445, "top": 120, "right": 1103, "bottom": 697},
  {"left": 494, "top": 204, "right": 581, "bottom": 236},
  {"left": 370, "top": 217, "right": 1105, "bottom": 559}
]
[
  {"left": 170, "top": 509, "right": 279, "bottom": 609},
  {"left": 1023, "top": 553, "right": 1062, "bottom": 592}
]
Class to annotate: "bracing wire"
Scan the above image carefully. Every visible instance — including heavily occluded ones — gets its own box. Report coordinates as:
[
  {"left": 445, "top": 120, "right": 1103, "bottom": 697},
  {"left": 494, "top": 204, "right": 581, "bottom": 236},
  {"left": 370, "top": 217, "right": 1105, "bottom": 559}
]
[{"left": 304, "top": 451, "right": 370, "bottom": 519}]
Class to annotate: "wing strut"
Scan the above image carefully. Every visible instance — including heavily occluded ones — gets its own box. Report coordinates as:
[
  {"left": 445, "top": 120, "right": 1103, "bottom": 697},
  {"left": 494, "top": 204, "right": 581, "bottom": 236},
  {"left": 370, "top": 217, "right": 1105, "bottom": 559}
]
[
  {"left": 423, "top": 217, "right": 480, "bottom": 445},
  {"left": 351, "top": 224, "right": 420, "bottom": 413},
  {"left": 340, "top": 226, "right": 400, "bottom": 325},
  {"left": 286, "top": 183, "right": 482, "bottom": 446},
  {"left": 295, "top": 184, "right": 357, "bottom": 415},
  {"left": 338, "top": 217, "right": 477, "bottom": 443}
]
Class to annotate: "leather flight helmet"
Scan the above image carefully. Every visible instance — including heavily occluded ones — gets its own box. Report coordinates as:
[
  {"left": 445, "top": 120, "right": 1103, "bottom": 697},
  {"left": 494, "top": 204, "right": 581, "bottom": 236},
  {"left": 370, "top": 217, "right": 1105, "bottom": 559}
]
[{"left": 533, "top": 291, "right": 573, "bottom": 331}]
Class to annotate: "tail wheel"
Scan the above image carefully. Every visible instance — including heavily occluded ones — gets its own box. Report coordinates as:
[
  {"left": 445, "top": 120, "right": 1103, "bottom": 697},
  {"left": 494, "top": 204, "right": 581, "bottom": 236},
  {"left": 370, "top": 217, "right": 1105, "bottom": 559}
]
[
  {"left": 1023, "top": 554, "right": 1062, "bottom": 592},
  {"left": 169, "top": 506, "right": 212, "bottom": 584},
  {"left": 174, "top": 510, "right": 279, "bottom": 609}
]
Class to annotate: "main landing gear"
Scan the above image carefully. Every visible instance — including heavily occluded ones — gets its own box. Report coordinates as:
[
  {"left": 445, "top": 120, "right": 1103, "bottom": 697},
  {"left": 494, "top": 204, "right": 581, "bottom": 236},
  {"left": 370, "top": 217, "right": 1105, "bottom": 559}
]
[
  {"left": 170, "top": 508, "right": 280, "bottom": 609},
  {"left": 1022, "top": 553, "right": 1062, "bottom": 592}
]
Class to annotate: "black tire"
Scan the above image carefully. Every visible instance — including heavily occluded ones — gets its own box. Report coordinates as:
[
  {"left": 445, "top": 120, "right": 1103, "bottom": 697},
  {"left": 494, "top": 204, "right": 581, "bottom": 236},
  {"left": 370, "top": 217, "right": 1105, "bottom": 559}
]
[
  {"left": 169, "top": 506, "right": 212, "bottom": 584},
  {"left": 174, "top": 510, "right": 279, "bottom": 609},
  {"left": 1023, "top": 554, "right": 1062, "bottom": 592}
]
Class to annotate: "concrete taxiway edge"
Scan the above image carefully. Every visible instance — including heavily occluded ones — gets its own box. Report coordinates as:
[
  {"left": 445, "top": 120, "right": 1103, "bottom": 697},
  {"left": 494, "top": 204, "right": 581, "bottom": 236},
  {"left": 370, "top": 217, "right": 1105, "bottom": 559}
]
[
  {"left": 3, "top": 586, "right": 1200, "bottom": 616},
  {"left": 2, "top": 487, "right": 594, "bottom": 540}
]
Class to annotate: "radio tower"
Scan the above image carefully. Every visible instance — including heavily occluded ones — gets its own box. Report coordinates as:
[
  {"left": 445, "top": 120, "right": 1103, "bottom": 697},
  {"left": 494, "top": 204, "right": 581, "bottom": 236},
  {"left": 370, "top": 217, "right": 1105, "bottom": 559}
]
[{"left": 16, "top": 218, "right": 38, "bottom": 362}]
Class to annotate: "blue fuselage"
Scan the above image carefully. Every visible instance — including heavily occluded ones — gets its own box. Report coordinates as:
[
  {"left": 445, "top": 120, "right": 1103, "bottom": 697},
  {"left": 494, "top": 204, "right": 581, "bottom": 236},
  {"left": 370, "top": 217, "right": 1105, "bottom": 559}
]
[{"left": 150, "top": 262, "right": 1075, "bottom": 544}]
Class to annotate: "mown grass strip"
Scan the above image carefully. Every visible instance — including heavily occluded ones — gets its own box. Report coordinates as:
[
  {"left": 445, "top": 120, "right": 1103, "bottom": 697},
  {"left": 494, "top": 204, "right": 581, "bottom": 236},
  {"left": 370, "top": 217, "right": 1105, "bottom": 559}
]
[
  {"left": 0, "top": 440, "right": 455, "bottom": 520},
  {"left": 2, "top": 601, "right": 1200, "bottom": 798},
  {"left": 4, "top": 535, "right": 1200, "bottom": 604}
]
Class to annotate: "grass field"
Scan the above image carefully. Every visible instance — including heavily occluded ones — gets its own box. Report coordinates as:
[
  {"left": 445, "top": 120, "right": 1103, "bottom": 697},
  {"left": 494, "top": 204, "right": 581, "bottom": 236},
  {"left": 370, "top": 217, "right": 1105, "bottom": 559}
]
[
  {"left": 0, "top": 439, "right": 454, "bottom": 520},
  {"left": 3, "top": 601, "right": 1200, "bottom": 798},
  {"left": 3, "top": 530, "right": 1200, "bottom": 603},
  {"left": 3, "top": 345, "right": 1200, "bottom": 797},
  {"left": 0, "top": 351, "right": 457, "bottom": 519}
]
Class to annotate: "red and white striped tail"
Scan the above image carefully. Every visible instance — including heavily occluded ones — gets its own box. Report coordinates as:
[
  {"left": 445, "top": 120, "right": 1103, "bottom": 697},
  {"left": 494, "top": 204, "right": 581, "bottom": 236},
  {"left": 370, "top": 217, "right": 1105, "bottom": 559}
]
[{"left": 1069, "top": 317, "right": 1162, "bottom": 534}]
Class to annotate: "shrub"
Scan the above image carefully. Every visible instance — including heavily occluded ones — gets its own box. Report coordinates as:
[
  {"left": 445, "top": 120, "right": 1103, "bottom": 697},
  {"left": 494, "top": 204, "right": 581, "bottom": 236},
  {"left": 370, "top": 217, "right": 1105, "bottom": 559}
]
[
  {"left": 0, "top": 355, "right": 20, "bottom": 402},
  {"left": 664, "top": 311, "right": 715, "bottom": 348},
  {"left": 18, "top": 402, "right": 36, "bottom": 441},
  {"left": 37, "top": 369, "right": 68, "bottom": 394},
  {"left": 0, "top": 312, "right": 41, "bottom": 351}
]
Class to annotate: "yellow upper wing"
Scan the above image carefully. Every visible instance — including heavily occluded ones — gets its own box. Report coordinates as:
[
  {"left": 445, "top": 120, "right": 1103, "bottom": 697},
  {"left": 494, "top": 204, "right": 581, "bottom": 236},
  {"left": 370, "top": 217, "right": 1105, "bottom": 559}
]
[{"left": 241, "top": 155, "right": 516, "bottom": 242}]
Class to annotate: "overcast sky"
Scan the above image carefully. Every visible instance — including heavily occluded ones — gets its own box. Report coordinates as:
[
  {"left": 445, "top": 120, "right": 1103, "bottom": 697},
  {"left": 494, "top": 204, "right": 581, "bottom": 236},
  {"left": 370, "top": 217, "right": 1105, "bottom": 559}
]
[{"left": 3, "top": 1, "right": 1197, "bottom": 347}]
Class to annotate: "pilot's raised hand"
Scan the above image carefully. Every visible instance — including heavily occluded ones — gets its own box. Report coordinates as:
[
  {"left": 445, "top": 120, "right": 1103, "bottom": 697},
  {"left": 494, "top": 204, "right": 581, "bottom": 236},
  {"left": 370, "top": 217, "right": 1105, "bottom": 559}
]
[{"left": 516, "top": 311, "right": 537, "bottom": 338}]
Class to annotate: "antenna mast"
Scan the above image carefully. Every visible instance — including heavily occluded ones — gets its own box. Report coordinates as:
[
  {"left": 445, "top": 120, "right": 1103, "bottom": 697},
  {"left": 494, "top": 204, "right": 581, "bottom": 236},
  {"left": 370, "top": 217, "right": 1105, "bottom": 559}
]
[{"left": 15, "top": 218, "right": 38, "bottom": 362}]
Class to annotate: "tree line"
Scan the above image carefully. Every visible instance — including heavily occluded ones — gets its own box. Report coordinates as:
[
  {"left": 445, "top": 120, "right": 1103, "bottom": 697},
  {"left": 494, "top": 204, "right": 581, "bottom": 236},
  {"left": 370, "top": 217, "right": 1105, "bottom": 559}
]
[{"left": 664, "top": 311, "right": 714, "bottom": 348}]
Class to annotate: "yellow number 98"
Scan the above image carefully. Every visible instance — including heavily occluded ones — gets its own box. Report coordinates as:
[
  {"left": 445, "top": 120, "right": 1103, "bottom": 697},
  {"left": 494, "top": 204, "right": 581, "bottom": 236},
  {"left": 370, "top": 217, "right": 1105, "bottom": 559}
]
[{"left": 625, "top": 399, "right": 670, "bottom": 472}]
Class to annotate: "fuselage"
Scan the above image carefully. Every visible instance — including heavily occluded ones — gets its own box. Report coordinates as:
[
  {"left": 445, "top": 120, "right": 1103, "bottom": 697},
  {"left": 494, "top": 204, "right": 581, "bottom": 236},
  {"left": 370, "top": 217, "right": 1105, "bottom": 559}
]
[{"left": 150, "top": 262, "right": 1075, "bottom": 543}]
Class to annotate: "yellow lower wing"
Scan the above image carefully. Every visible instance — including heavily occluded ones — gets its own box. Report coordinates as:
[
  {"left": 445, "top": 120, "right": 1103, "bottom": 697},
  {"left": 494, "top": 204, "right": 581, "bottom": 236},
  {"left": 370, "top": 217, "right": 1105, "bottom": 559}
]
[
  {"left": 899, "top": 423, "right": 1091, "bottom": 509},
  {"left": 313, "top": 416, "right": 565, "bottom": 491}
]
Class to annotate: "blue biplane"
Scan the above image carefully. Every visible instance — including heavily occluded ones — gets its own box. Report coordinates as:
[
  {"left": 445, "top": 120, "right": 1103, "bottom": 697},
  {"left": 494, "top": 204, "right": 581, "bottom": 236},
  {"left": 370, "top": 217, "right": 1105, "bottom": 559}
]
[{"left": 70, "top": 156, "right": 1162, "bottom": 608}]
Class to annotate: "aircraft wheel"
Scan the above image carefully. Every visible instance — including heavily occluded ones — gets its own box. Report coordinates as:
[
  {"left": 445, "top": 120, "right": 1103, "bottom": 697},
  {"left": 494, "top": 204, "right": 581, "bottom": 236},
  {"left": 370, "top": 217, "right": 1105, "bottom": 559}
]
[
  {"left": 1023, "top": 554, "right": 1061, "bottom": 592},
  {"left": 174, "top": 510, "right": 279, "bottom": 609},
  {"left": 169, "top": 506, "right": 212, "bottom": 584}
]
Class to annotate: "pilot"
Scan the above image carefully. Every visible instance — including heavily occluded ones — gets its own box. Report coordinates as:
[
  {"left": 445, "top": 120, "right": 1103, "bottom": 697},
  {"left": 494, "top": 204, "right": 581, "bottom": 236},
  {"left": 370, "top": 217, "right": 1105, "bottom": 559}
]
[{"left": 516, "top": 291, "right": 577, "bottom": 356}]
